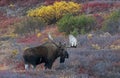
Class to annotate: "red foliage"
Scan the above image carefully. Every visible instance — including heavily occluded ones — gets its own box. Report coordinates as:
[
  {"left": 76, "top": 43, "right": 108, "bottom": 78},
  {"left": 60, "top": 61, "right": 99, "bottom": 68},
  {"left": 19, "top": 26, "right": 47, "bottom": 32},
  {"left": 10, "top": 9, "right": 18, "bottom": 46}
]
[
  {"left": 78, "top": 66, "right": 86, "bottom": 73},
  {"left": 15, "top": 61, "right": 25, "bottom": 70},
  {"left": 0, "top": 17, "right": 21, "bottom": 29},
  {"left": 17, "top": 26, "right": 62, "bottom": 45},
  {"left": 0, "top": 0, "right": 42, "bottom": 7},
  {"left": 113, "top": 2, "right": 120, "bottom": 8},
  {"left": 93, "top": 14, "right": 104, "bottom": 30},
  {"left": 15, "top": 0, "right": 41, "bottom": 7},
  {"left": 44, "top": 0, "right": 61, "bottom": 5},
  {"left": 17, "top": 35, "right": 37, "bottom": 44},
  {"left": 0, "top": 0, "right": 9, "bottom": 6},
  {"left": 0, "top": 11, "right": 7, "bottom": 21},
  {"left": 81, "top": 2, "right": 113, "bottom": 14},
  {"left": 44, "top": 0, "right": 72, "bottom": 5}
]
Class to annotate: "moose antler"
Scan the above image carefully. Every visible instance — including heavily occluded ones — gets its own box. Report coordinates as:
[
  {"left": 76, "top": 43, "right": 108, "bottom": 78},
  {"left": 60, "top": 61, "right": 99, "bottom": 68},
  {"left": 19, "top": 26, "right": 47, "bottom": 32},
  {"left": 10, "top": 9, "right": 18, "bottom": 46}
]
[
  {"left": 48, "top": 32, "right": 53, "bottom": 40},
  {"left": 48, "top": 32, "right": 59, "bottom": 47}
]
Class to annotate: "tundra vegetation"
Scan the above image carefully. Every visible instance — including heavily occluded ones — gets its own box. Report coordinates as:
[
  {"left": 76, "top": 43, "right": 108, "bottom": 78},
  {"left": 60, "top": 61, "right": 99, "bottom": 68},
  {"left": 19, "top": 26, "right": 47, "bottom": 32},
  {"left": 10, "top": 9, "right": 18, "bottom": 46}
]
[{"left": 0, "top": 0, "right": 120, "bottom": 78}]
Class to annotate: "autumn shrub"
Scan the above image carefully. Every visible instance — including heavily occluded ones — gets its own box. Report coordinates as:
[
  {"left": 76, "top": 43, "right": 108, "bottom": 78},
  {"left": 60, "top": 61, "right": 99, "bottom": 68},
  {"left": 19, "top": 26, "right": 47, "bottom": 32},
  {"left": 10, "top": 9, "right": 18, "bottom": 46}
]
[
  {"left": 81, "top": 2, "right": 113, "bottom": 14},
  {"left": 0, "top": 0, "right": 41, "bottom": 6},
  {"left": 0, "top": 17, "right": 20, "bottom": 29},
  {"left": 14, "top": 17, "right": 46, "bottom": 36},
  {"left": 102, "top": 10, "right": 120, "bottom": 34},
  {"left": 57, "top": 14, "right": 96, "bottom": 36},
  {"left": 93, "top": 14, "right": 104, "bottom": 30},
  {"left": 27, "top": 1, "right": 81, "bottom": 24}
]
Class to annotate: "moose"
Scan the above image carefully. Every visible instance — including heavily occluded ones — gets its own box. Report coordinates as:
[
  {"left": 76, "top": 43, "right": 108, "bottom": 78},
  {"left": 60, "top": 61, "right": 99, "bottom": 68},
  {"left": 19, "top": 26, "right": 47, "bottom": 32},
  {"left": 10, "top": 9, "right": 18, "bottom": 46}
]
[{"left": 23, "top": 33, "right": 77, "bottom": 70}]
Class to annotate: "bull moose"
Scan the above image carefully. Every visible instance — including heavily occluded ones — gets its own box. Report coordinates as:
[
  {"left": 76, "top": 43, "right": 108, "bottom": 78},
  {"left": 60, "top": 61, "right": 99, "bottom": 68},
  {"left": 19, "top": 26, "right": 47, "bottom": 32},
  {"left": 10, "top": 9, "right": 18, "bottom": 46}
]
[{"left": 23, "top": 33, "right": 77, "bottom": 70}]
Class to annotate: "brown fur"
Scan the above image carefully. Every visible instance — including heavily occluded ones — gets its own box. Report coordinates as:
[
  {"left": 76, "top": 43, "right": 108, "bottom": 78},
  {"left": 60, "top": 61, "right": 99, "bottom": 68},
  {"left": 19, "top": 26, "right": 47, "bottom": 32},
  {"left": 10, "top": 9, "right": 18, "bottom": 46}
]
[{"left": 23, "top": 41, "right": 69, "bottom": 69}]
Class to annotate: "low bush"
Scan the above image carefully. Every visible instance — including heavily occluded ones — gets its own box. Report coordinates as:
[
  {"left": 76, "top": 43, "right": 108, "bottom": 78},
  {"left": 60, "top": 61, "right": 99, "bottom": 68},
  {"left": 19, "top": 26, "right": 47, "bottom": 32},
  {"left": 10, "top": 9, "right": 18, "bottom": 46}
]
[
  {"left": 81, "top": 2, "right": 113, "bottom": 14},
  {"left": 27, "top": 1, "right": 81, "bottom": 24},
  {"left": 93, "top": 14, "right": 105, "bottom": 30},
  {"left": 57, "top": 14, "right": 96, "bottom": 36},
  {"left": 102, "top": 10, "right": 120, "bottom": 34},
  {"left": 14, "top": 17, "right": 46, "bottom": 36}
]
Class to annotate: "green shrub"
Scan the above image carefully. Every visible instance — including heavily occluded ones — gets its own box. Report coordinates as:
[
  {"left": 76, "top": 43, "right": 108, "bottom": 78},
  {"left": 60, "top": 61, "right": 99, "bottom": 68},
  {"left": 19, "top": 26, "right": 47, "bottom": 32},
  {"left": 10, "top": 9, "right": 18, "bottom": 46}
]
[
  {"left": 57, "top": 14, "right": 96, "bottom": 35},
  {"left": 102, "top": 10, "right": 120, "bottom": 34},
  {"left": 14, "top": 17, "right": 46, "bottom": 36},
  {"left": 70, "top": 28, "right": 79, "bottom": 37}
]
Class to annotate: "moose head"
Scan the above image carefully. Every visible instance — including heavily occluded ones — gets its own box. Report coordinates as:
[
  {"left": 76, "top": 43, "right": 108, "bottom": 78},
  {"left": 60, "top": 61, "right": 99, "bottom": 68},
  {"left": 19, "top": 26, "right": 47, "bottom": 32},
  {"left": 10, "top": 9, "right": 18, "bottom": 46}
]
[{"left": 48, "top": 33, "right": 77, "bottom": 63}]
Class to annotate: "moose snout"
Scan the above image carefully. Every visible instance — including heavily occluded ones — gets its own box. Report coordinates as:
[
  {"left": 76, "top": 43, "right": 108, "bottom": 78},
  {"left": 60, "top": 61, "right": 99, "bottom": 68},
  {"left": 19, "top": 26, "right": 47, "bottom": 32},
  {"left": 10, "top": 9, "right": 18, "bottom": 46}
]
[
  {"left": 65, "top": 54, "right": 69, "bottom": 58},
  {"left": 65, "top": 51, "right": 69, "bottom": 58}
]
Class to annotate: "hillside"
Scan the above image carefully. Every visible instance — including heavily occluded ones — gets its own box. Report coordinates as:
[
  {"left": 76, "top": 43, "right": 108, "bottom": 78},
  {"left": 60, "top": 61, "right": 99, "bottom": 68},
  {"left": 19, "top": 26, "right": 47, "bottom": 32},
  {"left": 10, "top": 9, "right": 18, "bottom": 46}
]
[{"left": 0, "top": 0, "right": 120, "bottom": 78}]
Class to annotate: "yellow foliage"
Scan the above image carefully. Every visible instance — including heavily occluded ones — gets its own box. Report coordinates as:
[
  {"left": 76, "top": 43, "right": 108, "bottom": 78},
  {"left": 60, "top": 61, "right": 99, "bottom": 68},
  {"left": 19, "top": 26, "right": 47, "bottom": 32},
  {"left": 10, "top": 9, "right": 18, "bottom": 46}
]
[
  {"left": 9, "top": 33, "right": 18, "bottom": 38},
  {"left": 43, "top": 38, "right": 48, "bottom": 42},
  {"left": 27, "top": 1, "right": 81, "bottom": 23},
  {"left": 37, "top": 32, "right": 42, "bottom": 38},
  {"left": 87, "top": 34, "right": 93, "bottom": 39},
  {"left": 12, "top": 50, "right": 18, "bottom": 56},
  {"left": 110, "top": 45, "right": 120, "bottom": 50},
  {"left": 92, "top": 44, "right": 101, "bottom": 50},
  {"left": 2, "top": 33, "right": 18, "bottom": 38},
  {"left": 9, "top": 4, "right": 15, "bottom": 8}
]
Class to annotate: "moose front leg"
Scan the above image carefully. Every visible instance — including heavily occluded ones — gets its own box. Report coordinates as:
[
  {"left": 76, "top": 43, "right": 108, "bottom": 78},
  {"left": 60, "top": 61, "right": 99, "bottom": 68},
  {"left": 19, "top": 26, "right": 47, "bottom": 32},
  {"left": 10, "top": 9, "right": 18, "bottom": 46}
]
[
  {"left": 45, "top": 59, "right": 54, "bottom": 69},
  {"left": 25, "top": 64, "right": 30, "bottom": 70},
  {"left": 48, "top": 62, "right": 53, "bottom": 69},
  {"left": 44, "top": 63, "right": 52, "bottom": 69},
  {"left": 60, "top": 57, "right": 65, "bottom": 63}
]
